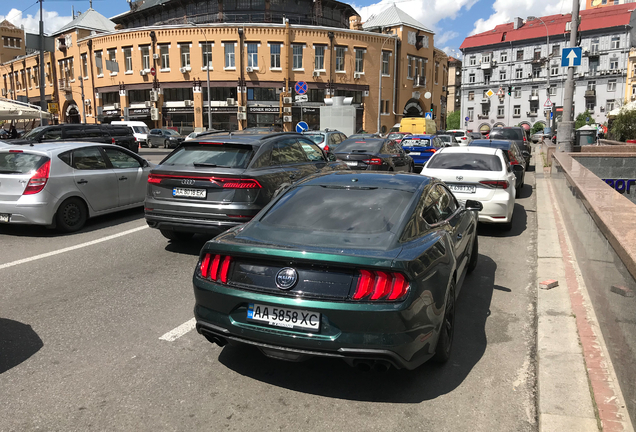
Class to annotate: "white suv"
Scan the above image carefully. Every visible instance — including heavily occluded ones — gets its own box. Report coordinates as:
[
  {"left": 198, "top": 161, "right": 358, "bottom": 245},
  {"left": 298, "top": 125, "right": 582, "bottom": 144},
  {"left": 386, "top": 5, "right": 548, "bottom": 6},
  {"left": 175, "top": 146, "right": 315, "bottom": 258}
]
[{"left": 446, "top": 130, "right": 473, "bottom": 146}]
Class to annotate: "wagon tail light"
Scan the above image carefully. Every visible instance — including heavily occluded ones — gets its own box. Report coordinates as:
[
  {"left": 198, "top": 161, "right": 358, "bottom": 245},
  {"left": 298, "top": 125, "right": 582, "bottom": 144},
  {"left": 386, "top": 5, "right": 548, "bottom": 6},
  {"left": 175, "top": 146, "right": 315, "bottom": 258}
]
[
  {"left": 324, "top": 145, "right": 330, "bottom": 152},
  {"left": 363, "top": 158, "right": 383, "bottom": 165},
  {"left": 480, "top": 180, "right": 509, "bottom": 189},
  {"left": 352, "top": 270, "right": 409, "bottom": 301},
  {"left": 147, "top": 174, "right": 262, "bottom": 189},
  {"left": 111, "top": 137, "right": 116, "bottom": 144},
  {"left": 200, "top": 253, "right": 232, "bottom": 283},
  {"left": 23, "top": 160, "right": 50, "bottom": 195},
  {"left": 508, "top": 151, "right": 519, "bottom": 164}
]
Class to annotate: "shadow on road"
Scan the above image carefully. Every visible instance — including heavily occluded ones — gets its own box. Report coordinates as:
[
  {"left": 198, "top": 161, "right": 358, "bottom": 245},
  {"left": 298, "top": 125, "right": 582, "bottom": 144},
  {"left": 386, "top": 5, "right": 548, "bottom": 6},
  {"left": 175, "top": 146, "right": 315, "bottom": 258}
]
[
  {"left": 0, "top": 318, "right": 43, "bottom": 374},
  {"left": 477, "top": 203, "right": 527, "bottom": 238},
  {"left": 214, "top": 254, "right": 498, "bottom": 403},
  {"left": 164, "top": 235, "right": 214, "bottom": 256},
  {"left": 516, "top": 182, "right": 534, "bottom": 199}
]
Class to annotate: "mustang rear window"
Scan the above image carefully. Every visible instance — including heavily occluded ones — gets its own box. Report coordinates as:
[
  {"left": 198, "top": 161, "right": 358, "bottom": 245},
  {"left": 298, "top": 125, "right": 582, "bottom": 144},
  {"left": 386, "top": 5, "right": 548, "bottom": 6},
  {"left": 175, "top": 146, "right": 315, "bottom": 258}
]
[
  {"left": 161, "top": 144, "right": 253, "bottom": 168},
  {"left": 427, "top": 153, "right": 502, "bottom": 171},
  {"left": 0, "top": 153, "right": 49, "bottom": 174}
]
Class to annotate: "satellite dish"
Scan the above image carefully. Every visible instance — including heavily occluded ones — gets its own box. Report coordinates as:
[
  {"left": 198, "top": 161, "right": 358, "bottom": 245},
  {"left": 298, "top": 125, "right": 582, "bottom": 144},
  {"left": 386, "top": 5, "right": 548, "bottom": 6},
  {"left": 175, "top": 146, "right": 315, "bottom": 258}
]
[{"left": 424, "top": 92, "right": 432, "bottom": 99}]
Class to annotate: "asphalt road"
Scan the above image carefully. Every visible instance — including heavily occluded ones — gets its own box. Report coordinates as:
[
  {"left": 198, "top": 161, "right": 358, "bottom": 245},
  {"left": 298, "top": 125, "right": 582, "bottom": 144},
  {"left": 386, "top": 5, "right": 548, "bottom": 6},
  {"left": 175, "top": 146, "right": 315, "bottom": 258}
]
[{"left": 0, "top": 148, "right": 538, "bottom": 432}]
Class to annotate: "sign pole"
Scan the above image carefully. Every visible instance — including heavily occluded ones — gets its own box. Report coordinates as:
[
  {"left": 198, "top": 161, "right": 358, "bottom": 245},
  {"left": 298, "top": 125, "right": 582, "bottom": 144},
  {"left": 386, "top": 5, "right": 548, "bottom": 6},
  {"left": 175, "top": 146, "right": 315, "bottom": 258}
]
[{"left": 557, "top": 0, "right": 580, "bottom": 152}]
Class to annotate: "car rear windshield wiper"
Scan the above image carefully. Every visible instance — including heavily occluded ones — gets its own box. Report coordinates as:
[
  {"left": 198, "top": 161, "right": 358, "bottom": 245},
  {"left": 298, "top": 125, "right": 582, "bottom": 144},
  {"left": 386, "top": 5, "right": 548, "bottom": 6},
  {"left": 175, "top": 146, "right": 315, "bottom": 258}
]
[{"left": 193, "top": 163, "right": 232, "bottom": 168}]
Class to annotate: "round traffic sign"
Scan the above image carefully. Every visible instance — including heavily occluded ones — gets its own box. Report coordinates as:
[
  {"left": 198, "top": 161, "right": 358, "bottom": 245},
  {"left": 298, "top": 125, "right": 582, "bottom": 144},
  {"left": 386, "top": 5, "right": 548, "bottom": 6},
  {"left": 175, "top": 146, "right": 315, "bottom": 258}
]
[
  {"left": 465, "top": 116, "right": 470, "bottom": 121},
  {"left": 296, "top": 121, "right": 309, "bottom": 133},
  {"left": 295, "top": 81, "right": 308, "bottom": 95},
  {"left": 150, "top": 67, "right": 156, "bottom": 76}
]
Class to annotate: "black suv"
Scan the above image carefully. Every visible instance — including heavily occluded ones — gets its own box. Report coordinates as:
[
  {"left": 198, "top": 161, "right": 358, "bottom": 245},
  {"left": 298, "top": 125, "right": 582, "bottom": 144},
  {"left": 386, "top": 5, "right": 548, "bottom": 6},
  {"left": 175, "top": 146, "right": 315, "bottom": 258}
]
[
  {"left": 488, "top": 127, "right": 531, "bottom": 168},
  {"left": 13, "top": 124, "right": 137, "bottom": 152},
  {"left": 145, "top": 132, "right": 349, "bottom": 241}
]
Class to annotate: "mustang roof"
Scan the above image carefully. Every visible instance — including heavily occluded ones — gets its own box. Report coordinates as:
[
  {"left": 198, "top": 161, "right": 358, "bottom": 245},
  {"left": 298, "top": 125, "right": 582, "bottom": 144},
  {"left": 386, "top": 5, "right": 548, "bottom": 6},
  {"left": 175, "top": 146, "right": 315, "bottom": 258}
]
[{"left": 298, "top": 171, "right": 432, "bottom": 192}]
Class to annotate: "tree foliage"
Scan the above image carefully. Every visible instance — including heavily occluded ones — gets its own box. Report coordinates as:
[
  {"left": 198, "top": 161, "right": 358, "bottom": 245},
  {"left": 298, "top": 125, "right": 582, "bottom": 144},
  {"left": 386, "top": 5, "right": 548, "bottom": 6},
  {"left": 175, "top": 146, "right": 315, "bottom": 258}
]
[
  {"left": 446, "top": 110, "right": 460, "bottom": 130},
  {"left": 574, "top": 110, "right": 595, "bottom": 129},
  {"left": 610, "top": 109, "right": 636, "bottom": 142},
  {"left": 531, "top": 122, "right": 545, "bottom": 134}
]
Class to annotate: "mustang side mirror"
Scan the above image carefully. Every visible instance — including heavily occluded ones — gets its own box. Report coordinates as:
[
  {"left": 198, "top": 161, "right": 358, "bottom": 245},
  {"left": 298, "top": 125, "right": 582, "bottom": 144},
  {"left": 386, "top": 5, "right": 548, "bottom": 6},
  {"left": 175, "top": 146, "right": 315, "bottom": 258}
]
[
  {"left": 465, "top": 199, "right": 483, "bottom": 212},
  {"left": 522, "top": 150, "right": 530, "bottom": 157},
  {"left": 328, "top": 153, "right": 337, "bottom": 162}
]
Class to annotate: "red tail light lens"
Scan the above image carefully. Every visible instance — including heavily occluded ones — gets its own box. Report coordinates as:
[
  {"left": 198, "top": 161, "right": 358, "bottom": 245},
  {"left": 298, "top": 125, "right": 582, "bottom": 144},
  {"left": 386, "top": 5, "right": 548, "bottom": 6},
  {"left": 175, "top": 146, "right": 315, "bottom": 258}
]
[
  {"left": 199, "top": 254, "right": 232, "bottom": 283},
  {"left": 353, "top": 270, "right": 410, "bottom": 301},
  {"left": 23, "top": 160, "right": 50, "bottom": 195},
  {"left": 426, "top": 149, "right": 437, "bottom": 153},
  {"left": 112, "top": 138, "right": 116, "bottom": 144},
  {"left": 220, "top": 256, "right": 232, "bottom": 283},
  {"left": 147, "top": 174, "right": 162, "bottom": 184},
  {"left": 363, "top": 158, "right": 383, "bottom": 165},
  {"left": 324, "top": 145, "right": 330, "bottom": 152},
  {"left": 209, "top": 254, "right": 221, "bottom": 280},
  {"left": 146, "top": 174, "right": 261, "bottom": 189},
  {"left": 480, "top": 180, "right": 509, "bottom": 189},
  {"left": 200, "top": 253, "right": 211, "bottom": 278}
]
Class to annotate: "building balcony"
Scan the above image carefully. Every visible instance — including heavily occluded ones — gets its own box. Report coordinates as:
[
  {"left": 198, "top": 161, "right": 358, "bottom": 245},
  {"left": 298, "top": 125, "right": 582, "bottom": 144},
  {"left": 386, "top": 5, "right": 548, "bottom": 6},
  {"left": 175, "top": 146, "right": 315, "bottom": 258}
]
[
  {"left": 585, "top": 89, "right": 596, "bottom": 98},
  {"left": 480, "top": 97, "right": 490, "bottom": 104},
  {"left": 529, "top": 95, "right": 539, "bottom": 101},
  {"left": 481, "top": 61, "right": 494, "bottom": 69},
  {"left": 477, "top": 114, "right": 489, "bottom": 120},
  {"left": 585, "top": 48, "right": 600, "bottom": 58},
  {"left": 527, "top": 111, "right": 538, "bottom": 117},
  {"left": 58, "top": 79, "right": 71, "bottom": 93}
]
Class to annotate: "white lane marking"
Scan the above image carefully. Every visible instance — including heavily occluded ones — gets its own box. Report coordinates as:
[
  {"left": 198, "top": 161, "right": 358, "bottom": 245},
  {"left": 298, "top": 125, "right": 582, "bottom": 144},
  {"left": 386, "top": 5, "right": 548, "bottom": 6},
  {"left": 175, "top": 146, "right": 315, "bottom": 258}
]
[
  {"left": 0, "top": 225, "right": 149, "bottom": 270},
  {"left": 159, "top": 318, "right": 197, "bottom": 342}
]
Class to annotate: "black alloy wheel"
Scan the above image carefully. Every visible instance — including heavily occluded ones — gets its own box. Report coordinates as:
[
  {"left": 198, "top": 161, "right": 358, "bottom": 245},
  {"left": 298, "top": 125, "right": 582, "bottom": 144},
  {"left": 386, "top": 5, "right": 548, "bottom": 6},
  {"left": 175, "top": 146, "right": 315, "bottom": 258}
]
[
  {"left": 56, "top": 197, "right": 88, "bottom": 233},
  {"left": 433, "top": 281, "right": 456, "bottom": 363},
  {"left": 164, "top": 139, "right": 170, "bottom": 149}
]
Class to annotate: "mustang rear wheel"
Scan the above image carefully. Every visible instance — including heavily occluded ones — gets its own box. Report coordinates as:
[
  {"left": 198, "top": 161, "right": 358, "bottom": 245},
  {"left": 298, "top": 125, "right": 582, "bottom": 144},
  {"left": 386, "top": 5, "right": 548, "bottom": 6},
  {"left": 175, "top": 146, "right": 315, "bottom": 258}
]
[
  {"left": 433, "top": 281, "right": 456, "bottom": 363},
  {"left": 56, "top": 197, "right": 87, "bottom": 233}
]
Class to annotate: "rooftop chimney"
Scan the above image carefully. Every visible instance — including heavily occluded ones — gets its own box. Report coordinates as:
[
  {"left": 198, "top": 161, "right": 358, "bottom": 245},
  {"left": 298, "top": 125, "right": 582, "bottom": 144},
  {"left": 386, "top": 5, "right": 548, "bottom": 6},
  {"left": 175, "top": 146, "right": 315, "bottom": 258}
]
[{"left": 513, "top": 17, "right": 523, "bottom": 30}]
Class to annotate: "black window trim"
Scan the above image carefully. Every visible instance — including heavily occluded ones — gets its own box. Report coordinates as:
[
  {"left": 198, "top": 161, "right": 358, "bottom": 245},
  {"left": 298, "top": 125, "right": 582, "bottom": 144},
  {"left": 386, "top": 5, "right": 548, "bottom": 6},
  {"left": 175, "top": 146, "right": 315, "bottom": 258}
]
[{"left": 421, "top": 182, "right": 461, "bottom": 228}]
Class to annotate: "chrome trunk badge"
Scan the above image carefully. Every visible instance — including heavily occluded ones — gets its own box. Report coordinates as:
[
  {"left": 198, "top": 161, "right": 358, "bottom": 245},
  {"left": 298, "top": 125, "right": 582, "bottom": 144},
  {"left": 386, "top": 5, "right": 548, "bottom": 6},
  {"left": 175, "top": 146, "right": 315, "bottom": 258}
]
[{"left": 275, "top": 267, "right": 298, "bottom": 290}]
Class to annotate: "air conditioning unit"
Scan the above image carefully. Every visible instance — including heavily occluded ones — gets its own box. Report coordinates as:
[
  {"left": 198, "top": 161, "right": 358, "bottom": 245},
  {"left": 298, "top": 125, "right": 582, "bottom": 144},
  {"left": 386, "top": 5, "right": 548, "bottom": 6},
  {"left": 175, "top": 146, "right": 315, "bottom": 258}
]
[
  {"left": 283, "top": 97, "right": 292, "bottom": 104},
  {"left": 145, "top": 101, "right": 152, "bottom": 108},
  {"left": 353, "top": 72, "right": 362, "bottom": 79},
  {"left": 184, "top": 100, "right": 193, "bottom": 107},
  {"left": 283, "top": 107, "right": 291, "bottom": 113},
  {"left": 566, "top": 21, "right": 572, "bottom": 32},
  {"left": 179, "top": 67, "right": 187, "bottom": 73},
  {"left": 226, "top": 98, "right": 235, "bottom": 105},
  {"left": 313, "top": 71, "right": 320, "bottom": 77},
  {"left": 150, "top": 90, "right": 159, "bottom": 102},
  {"left": 238, "top": 106, "right": 246, "bottom": 112},
  {"left": 246, "top": 66, "right": 254, "bottom": 73},
  {"left": 237, "top": 112, "right": 247, "bottom": 120},
  {"left": 113, "top": 102, "right": 119, "bottom": 109},
  {"left": 1, "top": 89, "right": 5, "bottom": 96},
  {"left": 153, "top": 53, "right": 159, "bottom": 60},
  {"left": 150, "top": 107, "right": 160, "bottom": 120},
  {"left": 283, "top": 115, "right": 292, "bottom": 123},
  {"left": 140, "top": 70, "right": 147, "bottom": 76}
]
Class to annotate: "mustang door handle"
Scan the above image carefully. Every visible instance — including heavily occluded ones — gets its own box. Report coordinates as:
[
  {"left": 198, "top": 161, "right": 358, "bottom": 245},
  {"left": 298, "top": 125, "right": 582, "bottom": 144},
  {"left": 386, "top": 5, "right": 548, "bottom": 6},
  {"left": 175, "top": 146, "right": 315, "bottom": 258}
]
[
  {"left": 77, "top": 179, "right": 88, "bottom": 184},
  {"left": 119, "top": 176, "right": 128, "bottom": 181}
]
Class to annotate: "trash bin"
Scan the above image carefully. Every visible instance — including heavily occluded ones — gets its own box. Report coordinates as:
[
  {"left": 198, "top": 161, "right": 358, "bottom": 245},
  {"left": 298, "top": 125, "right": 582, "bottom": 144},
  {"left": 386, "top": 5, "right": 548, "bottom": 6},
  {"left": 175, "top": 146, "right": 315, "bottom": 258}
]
[{"left": 575, "top": 129, "right": 597, "bottom": 146}]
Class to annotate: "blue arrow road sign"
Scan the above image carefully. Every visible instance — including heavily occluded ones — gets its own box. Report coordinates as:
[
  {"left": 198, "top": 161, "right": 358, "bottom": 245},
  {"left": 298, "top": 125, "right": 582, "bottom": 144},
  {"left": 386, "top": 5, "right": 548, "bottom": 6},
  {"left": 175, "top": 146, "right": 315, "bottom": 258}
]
[
  {"left": 424, "top": 112, "right": 432, "bottom": 120},
  {"left": 296, "top": 121, "right": 309, "bottom": 133},
  {"left": 561, "top": 47, "right": 582, "bottom": 67},
  {"left": 295, "top": 81, "right": 308, "bottom": 95}
]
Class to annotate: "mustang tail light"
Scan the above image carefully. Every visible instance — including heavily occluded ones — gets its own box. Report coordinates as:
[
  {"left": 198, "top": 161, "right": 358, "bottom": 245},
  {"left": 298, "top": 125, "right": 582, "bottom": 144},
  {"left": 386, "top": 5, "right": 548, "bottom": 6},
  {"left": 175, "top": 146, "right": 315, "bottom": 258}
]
[
  {"left": 23, "top": 160, "right": 50, "bottom": 195},
  {"left": 199, "top": 253, "right": 232, "bottom": 283},
  {"left": 363, "top": 158, "right": 383, "bottom": 165},
  {"left": 480, "top": 180, "right": 509, "bottom": 189},
  {"left": 353, "top": 270, "right": 410, "bottom": 301}
]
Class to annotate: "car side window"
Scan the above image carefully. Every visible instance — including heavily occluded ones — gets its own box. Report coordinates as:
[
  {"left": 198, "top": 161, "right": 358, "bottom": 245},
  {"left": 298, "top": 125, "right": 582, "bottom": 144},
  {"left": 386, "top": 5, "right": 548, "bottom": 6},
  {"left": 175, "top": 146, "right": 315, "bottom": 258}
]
[
  {"left": 297, "top": 138, "right": 326, "bottom": 162},
  {"left": 250, "top": 146, "right": 272, "bottom": 168},
  {"left": 328, "top": 134, "right": 337, "bottom": 145},
  {"left": 421, "top": 186, "right": 442, "bottom": 225},
  {"left": 104, "top": 148, "right": 141, "bottom": 169},
  {"left": 272, "top": 139, "right": 309, "bottom": 165},
  {"left": 42, "top": 128, "right": 62, "bottom": 140},
  {"left": 83, "top": 127, "right": 105, "bottom": 138},
  {"left": 71, "top": 147, "right": 108, "bottom": 170},
  {"left": 436, "top": 185, "right": 458, "bottom": 220},
  {"left": 150, "top": 129, "right": 161, "bottom": 135}
]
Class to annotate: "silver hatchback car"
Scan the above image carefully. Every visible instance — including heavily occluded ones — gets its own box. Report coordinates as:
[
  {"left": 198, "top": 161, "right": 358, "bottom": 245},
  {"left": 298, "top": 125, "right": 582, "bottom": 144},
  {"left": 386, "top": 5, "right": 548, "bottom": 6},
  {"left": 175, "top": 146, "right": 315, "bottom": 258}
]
[{"left": 0, "top": 142, "right": 153, "bottom": 232}]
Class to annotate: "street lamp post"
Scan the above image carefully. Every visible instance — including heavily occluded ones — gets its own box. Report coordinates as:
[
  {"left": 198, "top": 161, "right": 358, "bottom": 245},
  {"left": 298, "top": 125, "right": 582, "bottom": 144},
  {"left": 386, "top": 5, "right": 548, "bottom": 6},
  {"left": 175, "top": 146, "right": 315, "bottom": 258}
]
[
  {"left": 190, "top": 22, "right": 212, "bottom": 131},
  {"left": 528, "top": 16, "right": 551, "bottom": 129}
]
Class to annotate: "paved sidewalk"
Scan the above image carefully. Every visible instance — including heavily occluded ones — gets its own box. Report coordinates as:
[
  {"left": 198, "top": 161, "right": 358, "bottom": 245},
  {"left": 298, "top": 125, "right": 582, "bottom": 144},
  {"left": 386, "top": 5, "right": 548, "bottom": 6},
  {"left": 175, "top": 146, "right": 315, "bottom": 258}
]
[{"left": 534, "top": 147, "right": 634, "bottom": 432}]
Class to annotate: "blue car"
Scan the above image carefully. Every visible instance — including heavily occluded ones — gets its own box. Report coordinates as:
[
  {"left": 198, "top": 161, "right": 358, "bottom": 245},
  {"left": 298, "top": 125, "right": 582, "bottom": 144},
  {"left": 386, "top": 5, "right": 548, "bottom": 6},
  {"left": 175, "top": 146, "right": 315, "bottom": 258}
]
[{"left": 399, "top": 135, "right": 444, "bottom": 171}]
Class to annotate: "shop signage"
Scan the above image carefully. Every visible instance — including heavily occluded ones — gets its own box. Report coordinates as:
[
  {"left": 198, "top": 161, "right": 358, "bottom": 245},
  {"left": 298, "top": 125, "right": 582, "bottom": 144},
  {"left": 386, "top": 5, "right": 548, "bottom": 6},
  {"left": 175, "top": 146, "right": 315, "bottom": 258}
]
[
  {"left": 163, "top": 106, "right": 194, "bottom": 114},
  {"left": 603, "top": 179, "right": 636, "bottom": 194},
  {"left": 103, "top": 109, "right": 121, "bottom": 116},
  {"left": 248, "top": 106, "right": 280, "bottom": 114},
  {"left": 294, "top": 106, "right": 319, "bottom": 115},
  {"left": 206, "top": 106, "right": 239, "bottom": 113}
]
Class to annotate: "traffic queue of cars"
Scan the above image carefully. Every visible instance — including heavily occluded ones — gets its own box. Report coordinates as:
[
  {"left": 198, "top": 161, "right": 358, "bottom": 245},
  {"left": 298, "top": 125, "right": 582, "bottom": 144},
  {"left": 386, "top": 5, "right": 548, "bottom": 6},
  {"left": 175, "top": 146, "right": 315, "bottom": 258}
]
[{"left": 0, "top": 124, "right": 530, "bottom": 372}]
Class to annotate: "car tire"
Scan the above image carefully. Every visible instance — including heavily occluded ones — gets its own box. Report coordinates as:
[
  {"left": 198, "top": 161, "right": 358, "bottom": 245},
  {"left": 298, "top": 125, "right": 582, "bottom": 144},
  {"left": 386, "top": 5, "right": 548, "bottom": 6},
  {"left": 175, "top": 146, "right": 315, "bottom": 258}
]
[
  {"left": 467, "top": 235, "right": 478, "bottom": 273},
  {"left": 164, "top": 140, "right": 170, "bottom": 149},
  {"left": 160, "top": 229, "right": 194, "bottom": 241},
  {"left": 56, "top": 197, "right": 88, "bottom": 233},
  {"left": 148, "top": 141, "right": 153, "bottom": 148},
  {"left": 433, "top": 280, "right": 456, "bottom": 363}
]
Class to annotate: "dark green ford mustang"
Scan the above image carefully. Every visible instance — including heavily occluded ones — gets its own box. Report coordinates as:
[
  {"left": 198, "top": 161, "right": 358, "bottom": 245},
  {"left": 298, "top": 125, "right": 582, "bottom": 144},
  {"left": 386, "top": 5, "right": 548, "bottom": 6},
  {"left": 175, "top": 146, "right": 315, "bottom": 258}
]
[{"left": 193, "top": 171, "right": 481, "bottom": 370}]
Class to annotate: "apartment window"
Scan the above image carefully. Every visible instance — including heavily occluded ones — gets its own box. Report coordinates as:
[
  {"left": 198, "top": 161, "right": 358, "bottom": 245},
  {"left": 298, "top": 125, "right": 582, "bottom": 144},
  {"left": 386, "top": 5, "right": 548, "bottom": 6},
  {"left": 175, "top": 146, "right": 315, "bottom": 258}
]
[
  {"left": 551, "top": 65, "right": 559, "bottom": 76},
  {"left": 355, "top": 49, "right": 364, "bottom": 73},
  {"left": 552, "top": 44, "right": 559, "bottom": 56},
  {"left": 468, "top": 91, "right": 474, "bottom": 101},
  {"left": 468, "top": 73, "right": 475, "bottom": 83},
  {"left": 516, "top": 69, "right": 523, "bottom": 79},
  {"left": 469, "top": 56, "right": 476, "bottom": 66},
  {"left": 180, "top": 44, "right": 190, "bottom": 68},
  {"left": 202, "top": 42, "right": 213, "bottom": 70},
  {"left": 608, "top": 79, "right": 616, "bottom": 91},
  {"left": 247, "top": 43, "right": 258, "bottom": 69},
  {"left": 531, "top": 87, "right": 539, "bottom": 97},
  {"left": 82, "top": 53, "right": 88, "bottom": 78},
  {"left": 141, "top": 46, "right": 150, "bottom": 70},
  {"left": 224, "top": 43, "right": 235, "bottom": 69},
  {"left": 499, "top": 70, "right": 507, "bottom": 81},
  {"left": 407, "top": 56, "right": 413, "bottom": 78},
  {"left": 514, "top": 88, "right": 521, "bottom": 98},
  {"left": 591, "top": 38, "right": 599, "bottom": 54},
  {"left": 534, "top": 48, "right": 542, "bottom": 61},
  {"left": 516, "top": 50, "right": 524, "bottom": 61},
  {"left": 315, "top": 45, "right": 325, "bottom": 71},
  {"left": 500, "top": 51, "right": 507, "bottom": 62},
  {"left": 514, "top": 105, "right": 521, "bottom": 117},
  {"left": 270, "top": 43, "right": 281, "bottom": 69},
  {"left": 293, "top": 44, "right": 304, "bottom": 70},
  {"left": 34, "top": 68, "right": 39, "bottom": 87},
  {"left": 586, "top": 102, "right": 595, "bottom": 111},
  {"left": 548, "top": 85, "right": 556, "bottom": 96},
  {"left": 606, "top": 99, "right": 616, "bottom": 111},
  {"left": 434, "top": 61, "right": 439, "bottom": 84},
  {"left": 483, "top": 90, "right": 489, "bottom": 98},
  {"left": 610, "top": 59, "right": 619, "bottom": 70},
  {"left": 530, "top": 105, "right": 538, "bottom": 115},
  {"left": 95, "top": 50, "right": 103, "bottom": 76},
  {"left": 382, "top": 51, "right": 390, "bottom": 75},
  {"left": 482, "top": 53, "right": 491, "bottom": 63},
  {"left": 632, "top": 84, "right": 636, "bottom": 95},
  {"left": 159, "top": 45, "right": 169, "bottom": 70},
  {"left": 611, "top": 35, "right": 620, "bottom": 49},
  {"left": 380, "top": 100, "right": 389, "bottom": 114},
  {"left": 481, "top": 104, "right": 489, "bottom": 116},
  {"left": 497, "top": 106, "right": 505, "bottom": 117},
  {"left": 467, "top": 107, "right": 474, "bottom": 120},
  {"left": 587, "top": 81, "right": 596, "bottom": 91},
  {"left": 26, "top": 69, "right": 31, "bottom": 88},
  {"left": 532, "top": 66, "right": 541, "bottom": 78},
  {"left": 421, "top": 59, "right": 427, "bottom": 82},
  {"left": 589, "top": 58, "right": 599, "bottom": 75},
  {"left": 335, "top": 46, "right": 345, "bottom": 72},
  {"left": 484, "top": 73, "right": 491, "bottom": 85},
  {"left": 124, "top": 47, "right": 133, "bottom": 72}
]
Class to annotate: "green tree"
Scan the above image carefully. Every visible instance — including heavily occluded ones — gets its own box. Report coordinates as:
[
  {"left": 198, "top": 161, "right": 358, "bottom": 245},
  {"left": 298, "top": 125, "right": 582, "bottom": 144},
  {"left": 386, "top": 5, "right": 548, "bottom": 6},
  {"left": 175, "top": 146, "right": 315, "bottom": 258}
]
[
  {"left": 446, "top": 110, "right": 460, "bottom": 130},
  {"left": 610, "top": 109, "right": 636, "bottom": 141},
  {"left": 574, "top": 110, "right": 595, "bottom": 129},
  {"left": 531, "top": 122, "right": 545, "bottom": 134}
]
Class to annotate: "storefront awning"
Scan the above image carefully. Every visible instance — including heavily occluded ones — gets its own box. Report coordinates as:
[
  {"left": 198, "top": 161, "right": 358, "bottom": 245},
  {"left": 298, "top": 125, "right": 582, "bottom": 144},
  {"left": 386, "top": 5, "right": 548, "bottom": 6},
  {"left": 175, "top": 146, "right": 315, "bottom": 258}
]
[{"left": 0, "top": 98, "right": 52, "bottom": 121}]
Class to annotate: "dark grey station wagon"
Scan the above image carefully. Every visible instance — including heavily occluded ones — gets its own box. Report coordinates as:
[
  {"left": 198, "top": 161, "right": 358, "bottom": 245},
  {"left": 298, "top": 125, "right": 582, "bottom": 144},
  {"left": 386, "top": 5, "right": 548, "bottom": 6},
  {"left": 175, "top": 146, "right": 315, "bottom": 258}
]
[{"left": 145, "top": 131, "right": 349, "bottom": 241}]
